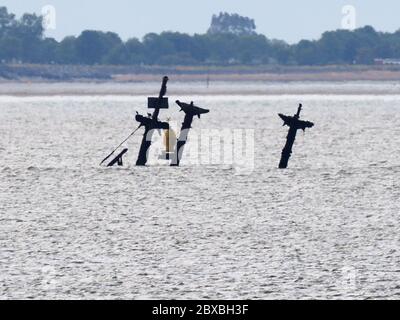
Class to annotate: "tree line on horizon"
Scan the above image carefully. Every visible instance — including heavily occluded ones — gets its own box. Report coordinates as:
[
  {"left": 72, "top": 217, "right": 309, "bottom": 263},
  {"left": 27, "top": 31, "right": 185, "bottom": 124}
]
[{"left": 1, "top": 7, "right": 400, "bottom": 66}]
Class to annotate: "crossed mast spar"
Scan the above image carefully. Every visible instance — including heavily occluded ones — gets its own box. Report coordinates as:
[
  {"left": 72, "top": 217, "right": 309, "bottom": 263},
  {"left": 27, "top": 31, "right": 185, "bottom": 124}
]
[
  {"left": 171, "top": 100, "right": 209, "bottom": 166},
  {"left": 278, "top": 104, "right": 314, "bottom": 169}
]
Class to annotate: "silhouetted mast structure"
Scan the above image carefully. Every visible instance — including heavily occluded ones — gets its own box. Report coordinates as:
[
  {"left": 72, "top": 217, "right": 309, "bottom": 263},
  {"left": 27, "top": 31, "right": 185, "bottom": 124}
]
[
  {"left": 107, "top": 148, "right": 128, "bottom": 167},
  {"left": 100, "top": 76, "right": 210, "bottom": 167},
  {"left": 135, "top": 76, "right": 170, "bottom": 166},
  {"left": 278, "top": 104, "right": 314, "bottom": 169},
  {"left": 171, "top": 101, "right": 209, "bottom": 166}
]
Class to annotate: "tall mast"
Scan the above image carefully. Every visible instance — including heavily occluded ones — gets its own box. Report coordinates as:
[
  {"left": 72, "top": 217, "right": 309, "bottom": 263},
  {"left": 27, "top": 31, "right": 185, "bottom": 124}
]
[
  {"left": 136, "top": 77, "right": 170, "bottom": 166},
  {"left": 278, "top": 104, "right": 314, "bottom": 169},
  {"left": 171, "top": 101, "right": 209, "bottom": 167}
]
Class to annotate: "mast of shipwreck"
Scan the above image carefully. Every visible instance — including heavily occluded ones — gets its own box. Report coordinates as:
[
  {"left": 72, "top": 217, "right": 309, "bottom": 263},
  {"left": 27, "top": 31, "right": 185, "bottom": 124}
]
[
  {"left": 101, "top": 76, "right": 210, "bottom": 167},
  {"left": 135, "top": 76, "right": 170, "bottom": 166},
  {"left": 278, "top": 104, "right": 314, "bottom": 169},
  {"left": 171, "top": 101, "right": 209, "bottom": 166}
]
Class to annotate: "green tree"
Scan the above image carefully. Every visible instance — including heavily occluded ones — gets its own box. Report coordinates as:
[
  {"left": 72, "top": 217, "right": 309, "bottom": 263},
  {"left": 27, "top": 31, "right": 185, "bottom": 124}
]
[
  {"left": 294, "top": 40, "right": 319, "bottom": 65},
  {"left": 76, "top": 31, "right": 122, "bottom": 64},
  {"left": 0, "top": 36, "right": 22, "bottom": 62},
  {"left": 55, "top": 36, "right": 78, "bottom": 64},
  {"left": 124, "top": 38, "right": 145, "bottom": 64},
  {"left": 13, "top": 13, "right": 44, "bottom": 62},
  {"left": 142, "top": 33, "right": 175, "bottom": 64},
  {"left": 269, "top": 39, "right": 292, "bottom": 65},
  {"left": 38, "top": 38, "right": 58, "bottom": 63},
  {"left": 208, "top": 12, "right": 256, "bottom": 36},
  {"left": 0, "top": 6, "right": 16, "bottom": 36}
]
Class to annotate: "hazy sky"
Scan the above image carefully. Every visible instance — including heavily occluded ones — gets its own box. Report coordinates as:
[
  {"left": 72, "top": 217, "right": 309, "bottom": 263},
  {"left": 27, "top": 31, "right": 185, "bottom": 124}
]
[{"left": 2, "top": 0, "right": 400, "bottom": 43}]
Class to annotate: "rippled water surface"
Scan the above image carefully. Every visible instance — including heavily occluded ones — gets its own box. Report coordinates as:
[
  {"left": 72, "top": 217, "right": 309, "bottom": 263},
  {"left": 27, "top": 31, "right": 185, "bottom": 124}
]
[{"left": 1, "top": 82, "right": 400, "bottom": 299}]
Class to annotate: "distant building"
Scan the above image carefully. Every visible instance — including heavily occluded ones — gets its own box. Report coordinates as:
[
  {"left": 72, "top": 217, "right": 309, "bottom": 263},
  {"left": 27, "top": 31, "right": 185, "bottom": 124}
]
[{"left": 374, "top": 58, "right": 400, "bottom": 65}]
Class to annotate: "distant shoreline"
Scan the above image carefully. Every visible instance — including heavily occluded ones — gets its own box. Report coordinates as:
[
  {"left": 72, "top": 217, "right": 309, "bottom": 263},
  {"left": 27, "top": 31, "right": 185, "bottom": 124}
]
[
  {"left": 2, "top": 64, "right": 400, "bottom": 96},
  {"left": 2, "top": 64, "right": 400, "bottom": 82},
  {"left": 1, "top": 81, "right": 400, "bottom": 97}
]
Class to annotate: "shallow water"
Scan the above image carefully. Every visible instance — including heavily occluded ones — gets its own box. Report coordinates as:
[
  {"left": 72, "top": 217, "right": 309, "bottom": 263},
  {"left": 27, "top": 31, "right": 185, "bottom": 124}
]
[{"left": 1, "top": 83, "right": 400, "bottom": 299}]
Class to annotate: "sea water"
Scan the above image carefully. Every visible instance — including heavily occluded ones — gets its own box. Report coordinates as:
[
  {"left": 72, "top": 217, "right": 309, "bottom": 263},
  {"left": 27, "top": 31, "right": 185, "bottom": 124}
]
[{"left": 0, "top": 82, "right": 399, "bottom": 299}]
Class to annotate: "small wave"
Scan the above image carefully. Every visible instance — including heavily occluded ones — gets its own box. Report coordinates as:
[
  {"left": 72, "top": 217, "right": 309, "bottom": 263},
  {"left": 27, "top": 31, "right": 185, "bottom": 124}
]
[
  {"left": 335, "top": 168, "right": 352, "bottom": 176},
  {"left": 25, "top": 166, "right": 88, "bottom": 172}
]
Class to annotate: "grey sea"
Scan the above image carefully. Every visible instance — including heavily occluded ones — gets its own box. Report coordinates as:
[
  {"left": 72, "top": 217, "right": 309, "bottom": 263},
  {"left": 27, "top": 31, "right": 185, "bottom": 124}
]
[{"left": 0, "top": 81, "right": 399, "bottom": 300}]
